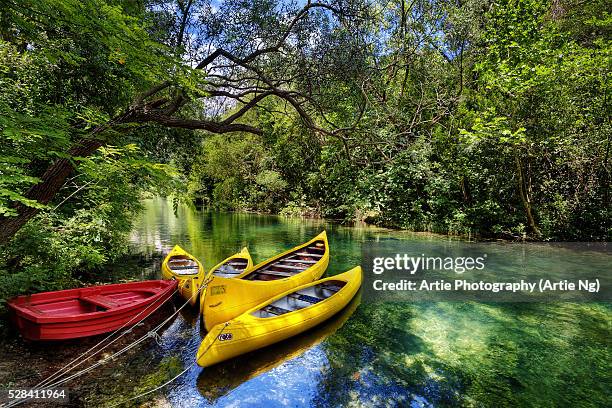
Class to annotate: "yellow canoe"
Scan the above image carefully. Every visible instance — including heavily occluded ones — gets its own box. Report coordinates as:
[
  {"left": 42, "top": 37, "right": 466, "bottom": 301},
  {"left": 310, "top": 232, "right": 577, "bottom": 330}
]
[
  {"left": 196, "top": 265, "right": 362, "bottom": 368},
  {"left": 200, "top": 231, "right": 330, "bottom": 331},
  {"left": 196, "top": 291, "right": 361, "bottom": 401},
  {"left": 161, "top": 245, "right": 204, "bottom": 306},
  {"left": 205, "top": 247, "right": 253, "bottom": 280},
  {"left": 162, "top": 246, "right": 253, "bottom": 306}
]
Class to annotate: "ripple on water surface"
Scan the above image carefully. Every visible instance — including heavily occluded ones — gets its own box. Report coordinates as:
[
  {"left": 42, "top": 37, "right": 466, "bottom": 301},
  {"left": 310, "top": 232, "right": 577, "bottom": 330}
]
[{"left": 10, "top": 198, "right": 605, "bottom": 407}]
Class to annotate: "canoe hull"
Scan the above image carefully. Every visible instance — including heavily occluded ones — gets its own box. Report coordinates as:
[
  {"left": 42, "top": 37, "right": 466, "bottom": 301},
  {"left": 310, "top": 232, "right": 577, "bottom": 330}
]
[
  {"left": 204, "top": 247, "right": 253, "bottom": 281},
  {"left": 197, "top": 266, "right": 362, "bottom": 367},
  {"left": 201, "top": 232, "right": 329, "bottom": 331},
  {"left": 8, "top": 280, "right": 177, "bottom": 341},
  {"left": 179, "top": 248, "right": 254, "bottom": 308},
  {"left": 176, "top": 278, "right": 200, "bottom": 307},
  {"left": 162, "top": 245, "right": 204, "bottom": 306}
]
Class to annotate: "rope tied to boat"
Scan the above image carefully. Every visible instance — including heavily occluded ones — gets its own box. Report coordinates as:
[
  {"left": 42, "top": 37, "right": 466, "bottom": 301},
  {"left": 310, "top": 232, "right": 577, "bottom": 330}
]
[
  {"left": 107, "top": 322, "right": 230, "bottom": 408},
  {"left": 32, "top": 285, "right": 180, "bottom": 391},
  {"left": 42, "top": 279, "right": 209, "bottom": 388},
  {"left": 149, "top": 331, "right": 163, "bottom": 345},
  {"left": 124, "top": 322, "right": 144, "bottom": 334},
  {"left": 4, "top": 277, "right": 213, "bottom": 408}
]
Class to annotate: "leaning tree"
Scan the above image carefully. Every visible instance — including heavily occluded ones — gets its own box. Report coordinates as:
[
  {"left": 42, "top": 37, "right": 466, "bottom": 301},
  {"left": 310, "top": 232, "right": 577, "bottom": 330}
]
[{"left": 0, "top": 0, "right": 369, "bottom": 242}]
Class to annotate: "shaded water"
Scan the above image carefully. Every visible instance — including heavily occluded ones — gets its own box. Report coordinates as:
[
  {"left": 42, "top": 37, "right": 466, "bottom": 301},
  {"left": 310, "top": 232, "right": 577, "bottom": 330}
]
[{"left": 3, "top": 198, "right": 610, "bottom": 407}]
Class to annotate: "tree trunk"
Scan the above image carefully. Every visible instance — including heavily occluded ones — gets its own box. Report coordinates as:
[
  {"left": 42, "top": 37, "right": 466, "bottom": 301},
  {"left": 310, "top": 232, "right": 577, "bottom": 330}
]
[
  {"left": 0, "top": 138, "right": 102, "bottom": 243},
  {"left": 515, "top": 152, "right": 541, "bottom": 238},
  {"left": 0, "top": 99, "right": 266, "bottom": 244}
]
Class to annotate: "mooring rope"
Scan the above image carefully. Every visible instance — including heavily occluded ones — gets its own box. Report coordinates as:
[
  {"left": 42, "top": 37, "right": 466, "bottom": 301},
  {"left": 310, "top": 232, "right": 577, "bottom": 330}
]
[
  {"left": 3, "top": 277, "right": 212, "bottom": 408},
  {"left": 108, "top": 362, "right": 197, "bottom": 408},
  {"left": 45, "top": 278, "right": 210, "bottom": 390},
  {"left": 107, "top": 322, "right": 230, "bottom": 408},
  {"left": 35, "top": 285, "right": 180, "bottom": 390}
]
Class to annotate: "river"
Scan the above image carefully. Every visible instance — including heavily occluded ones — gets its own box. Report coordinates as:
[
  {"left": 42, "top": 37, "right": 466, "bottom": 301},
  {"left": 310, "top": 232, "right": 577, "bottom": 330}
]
[{"left": 2, "top": 197, "right": 609, "bottom": 407}]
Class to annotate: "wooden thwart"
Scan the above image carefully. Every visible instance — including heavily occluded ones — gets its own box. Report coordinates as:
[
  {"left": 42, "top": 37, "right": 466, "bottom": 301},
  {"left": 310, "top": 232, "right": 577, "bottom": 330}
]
[
  {"left": 81, "top": 295, "right": 120, "bottom": 309},
  {"left": 306, "top": 246, "right": 325, "bottom": 252},
  {"left": 169, "top": 259, "right": 197, "bottom": 265},
  {"left": 294, "top": 252, "right": 323, "bottom": 258},
  {"left": 170, "top": 265, "right": 199, "bottom": 270},
  {"left": 268, "top": 263, "right": 307, "bottom": 271},
  {"left": 288, "top": 293, "right": 323, "bottom": 304},
  {"left": 256, "top": 270, "right": 293, "bottom": 277},
  {"left": 320, "top": 284, "right": 342, "bottom": 293},
  {"left": 282, "top": 258, "right": 317, "bottom": 264}
]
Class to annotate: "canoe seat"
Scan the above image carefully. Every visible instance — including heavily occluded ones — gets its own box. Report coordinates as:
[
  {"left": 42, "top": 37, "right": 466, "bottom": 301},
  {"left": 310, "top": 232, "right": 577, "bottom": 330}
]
[
  {"left": 289, "top": 293, "right": 323, "bottom": 304},
  {"left": 170, "top": 265, "right": 199, "bottom": 270},
  {"left": 262, "top": 305, "right": 291, "bottom": 316},
  {"left": 269, "top": 263, "right": 306, "bottom": 271},
  {"left": 306, "top": 246, "right": 325, "bottom": 252},
  {"left": 24, "top": 304, "right": 46, "bottom": 314},
  {"left": 258, "top": 270, "right": 293, "bottom": 277},
  {"left": 294, "top": 252, "right": 323, "bottom": 258},
  {"left": 171, "top": 268, "right": 199, "bottom": 275},
  {"left": 81, "top": 295, "right": 120, "bottom": 309},
  {"left": 214, "top": 269, "right": 241, "bottom": 275},
  {"left": 169, "top": 260, "right": 197, "bottom": 266},
  {"left": 283, "top": 259, "right": 317, "bottom": 264}
]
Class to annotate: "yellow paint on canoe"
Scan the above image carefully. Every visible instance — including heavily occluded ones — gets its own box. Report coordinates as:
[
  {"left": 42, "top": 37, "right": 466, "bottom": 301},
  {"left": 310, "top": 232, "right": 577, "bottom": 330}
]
[
  {"left": 200, "top": 231, "right": 330, "bottom": 331},
  {"left": 161, "top": 245, "right": 204, "bottom": 306},
  {"left": 162, "top": 246, "right": 253, "bottom": 306},
  {"left": 204, "top": 247, "right": 254, "bottom": 280},
  {"left": 196, "top": 291, "right": 361, "bottom": 398},
  {"left": 196, "top": 265, "right": 362, "bottom": 368}
]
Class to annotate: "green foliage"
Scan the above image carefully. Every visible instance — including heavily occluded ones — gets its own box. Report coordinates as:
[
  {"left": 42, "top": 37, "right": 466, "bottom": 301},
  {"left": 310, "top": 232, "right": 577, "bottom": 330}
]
[
  {"left": 0, "top": 144, "right": 179, "bottom": 305},
  {"left": 0, "top": 0, "right": 180, "bottom": 221},
  {"left": 188, "top": 0, "right": 610, "bottom": 240},
  {"left": 1, "top": 0, "right": 610, "bottom": 319},
  {"left": 460, "top": 0, "right": 611, "bottom": 239},
  {"left": 0, "top": 0, "right": 189, "bottom": 307},
  {"left": 191, "top": 134, "right": 266, "bottom": 210},
  {"left": 190, "top": 113, "right": 315, "bottom": 213}
]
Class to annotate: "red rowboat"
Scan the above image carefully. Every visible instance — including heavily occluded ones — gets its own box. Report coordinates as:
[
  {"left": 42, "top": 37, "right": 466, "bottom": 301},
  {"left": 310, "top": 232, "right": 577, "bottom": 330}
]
[{"left": 7, "top": 280, "right": 177, "bottom": 341}]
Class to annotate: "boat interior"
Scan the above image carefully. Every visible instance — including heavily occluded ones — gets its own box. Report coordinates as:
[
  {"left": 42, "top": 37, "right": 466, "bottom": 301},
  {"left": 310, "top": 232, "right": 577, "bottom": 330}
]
[
  {"left": 168, "top": 255, "right": 200, "bottom": 275},
  {"left": 22, "top": 290, "right": 158, "bottom": 316},
  {"left": 251, "top": 280, "right": 346, "bottom": 318},
  {"left": 242, "top": 240, "right": 326, "bottom": 282},
  {"left": 212, "top": 257, "right": 250, "bottom": 278}
]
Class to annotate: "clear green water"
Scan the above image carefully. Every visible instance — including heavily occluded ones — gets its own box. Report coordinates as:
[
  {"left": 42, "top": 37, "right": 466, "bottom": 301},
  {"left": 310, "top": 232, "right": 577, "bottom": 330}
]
[{"left": 8, "top": 198, "right": 611, "bottom": 407}]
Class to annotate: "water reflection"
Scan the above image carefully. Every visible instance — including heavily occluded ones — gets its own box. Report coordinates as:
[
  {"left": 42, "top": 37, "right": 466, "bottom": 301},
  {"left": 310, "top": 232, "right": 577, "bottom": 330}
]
[
  {"left": 196, "top": 292, "right": 361, "bottom": 403},
  {"left": 38, "top": 197, "right": 608, "bottom": 407}
]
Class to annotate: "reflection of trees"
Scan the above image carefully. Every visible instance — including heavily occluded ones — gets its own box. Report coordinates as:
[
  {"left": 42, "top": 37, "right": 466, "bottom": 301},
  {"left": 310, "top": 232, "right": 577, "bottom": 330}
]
[
  {"left": 130, "top": 199, "right": 610, "bottom": 407},
  {"left": 132, "top": 198, "right": 416, "bottom": 276},
  {"left": 314, "top": 301, "right": 611, "bottom": 407},
  {"left": 196, "top": 292, "right": 362, "bottom": 403},
  {"left": 313, "top": 302, "right": 431, "bottom": 407}
]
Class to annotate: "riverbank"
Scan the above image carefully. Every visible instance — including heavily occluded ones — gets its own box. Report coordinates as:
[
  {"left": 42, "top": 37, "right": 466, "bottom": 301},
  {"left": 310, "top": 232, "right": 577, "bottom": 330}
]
[{"left": 190, "top": 204, "right": 551, "bottom": 242}]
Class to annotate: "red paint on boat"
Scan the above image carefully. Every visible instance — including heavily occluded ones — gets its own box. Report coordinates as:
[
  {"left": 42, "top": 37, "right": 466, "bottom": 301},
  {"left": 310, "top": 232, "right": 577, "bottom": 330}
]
[{"left": 7, "top": 280, "right": 177, "bottom": 341}]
